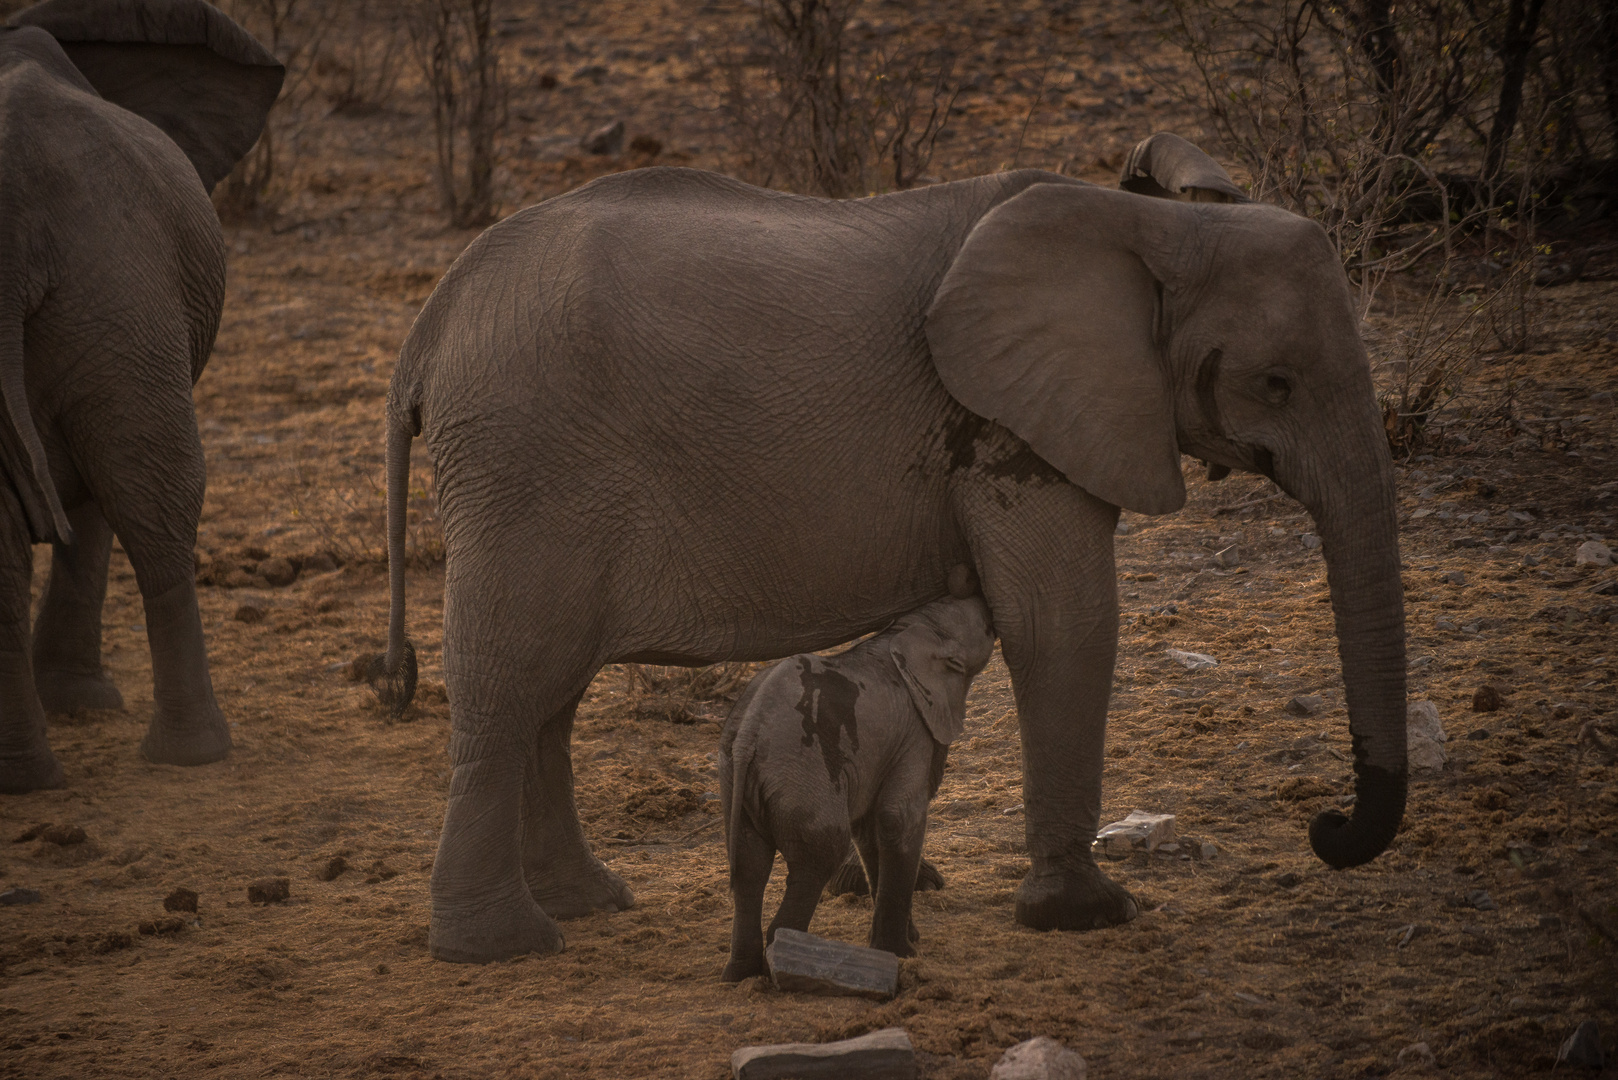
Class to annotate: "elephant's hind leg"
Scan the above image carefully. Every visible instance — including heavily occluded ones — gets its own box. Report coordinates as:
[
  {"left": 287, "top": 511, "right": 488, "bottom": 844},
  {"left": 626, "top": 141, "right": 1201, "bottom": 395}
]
[
  {"left": 0, "top": 486, "right": 62, "bottom": 794},
  {"left": 721, "top": 814, "right": 772, "bottom": 982},
  {"left": 520, "top": 690, "right": 636, "bottom": 918},
  {"left": 33, "top": 501, "right": 124, "bottom": 713},
  {"left": 766, "top": 830, "right": 845, "bottom": 944}
]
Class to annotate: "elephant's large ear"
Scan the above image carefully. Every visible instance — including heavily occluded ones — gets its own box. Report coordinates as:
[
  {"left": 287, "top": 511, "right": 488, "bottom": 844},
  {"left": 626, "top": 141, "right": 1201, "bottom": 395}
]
[
  {"left": 1119, "top": 132, "right": 1248, "bottom": 203},
  {"left": 9, "top": 0, "right": 285, "bottom": 192},
  {"left": 925, "top": 183, "right": 1186, "bottom": 515},
  {"left": 889, "top": 625, "right": 969, "bottom": 746}
]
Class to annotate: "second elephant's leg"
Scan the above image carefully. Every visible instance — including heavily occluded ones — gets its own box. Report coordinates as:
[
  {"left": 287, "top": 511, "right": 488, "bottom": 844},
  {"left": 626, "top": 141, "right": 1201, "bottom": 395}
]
[
  {"left": 0, "top": 485, "right": 61, "bottom": 794},
  {"left": 32, "top": 501, "right": 123, "bottom": 713},
  {"left": 520, "top": 690, "right": 635, "bottom": 919},
  {"left": 963, "top": 478, "right": 1137, "bottom": 932}
]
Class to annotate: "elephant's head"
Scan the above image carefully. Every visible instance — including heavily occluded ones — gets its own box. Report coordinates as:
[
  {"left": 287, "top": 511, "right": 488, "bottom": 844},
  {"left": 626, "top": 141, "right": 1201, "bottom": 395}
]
[
  {"left": 924, "top": 136, "right": 1406, "bottom": 870},
  {"left": 888, "top": 596, "right": 997, "bottom": 746},
  {"left": 8, "top": 0, "right": 285, "bottom": 192}
]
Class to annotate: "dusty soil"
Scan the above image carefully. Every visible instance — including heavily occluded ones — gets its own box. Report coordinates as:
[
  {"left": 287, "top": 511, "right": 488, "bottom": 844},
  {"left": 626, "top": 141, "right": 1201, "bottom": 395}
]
[{"left": 3, "top": 1, "right": 1615, "bottom": 1077}]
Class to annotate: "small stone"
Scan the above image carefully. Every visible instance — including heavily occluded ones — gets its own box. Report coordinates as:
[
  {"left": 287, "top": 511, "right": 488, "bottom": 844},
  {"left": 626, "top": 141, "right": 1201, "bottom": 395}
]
[
  {"left": 1396, "top": 1042, "right": 1436, "bottom": 1068},
  {"left": 765, "top": 929, "right": 898, "bottom": 999},
  {"left": 301, "top": 551, "right": 338, "bottom": 574},
  {"left": 1557, "top": 1020, "right": 1604, "bottom": 1068},
  {"left": 1576, "top": 541, "right": 1614, "bottom": 567},
  {"left": 1466, "top": 889, "right": 1497, "bottom": 911},
  {"left": 1115, "top": 521, "right": 1132, "bottom": 535},
  {"left": 1435, "top": 616, "right": 1458, "bottom": 631},
  {"left": 1452, "top": 536, "right": 1483, "bottom": 548},
  {"left": 319, "top": 855, "right": 349, "bottom": 882},
  {"left": 1271, "top": 871, "right": 1301, "bottom": 888},
  {"left": 1214, "top": 544, "right": 1240, "bottom": 568},
  {"left": 1199, "top": 841, "right": 1217, "bottom": 860},
  {"left": 580, "top": 119, "right": 624, "bottom": 155},
  {"left": 732, "top": 1027, "right": 915, "bottom": 1080},
  {"left": 1094, "top": 810, "right": 1175, "bottom": 852},
  {"left": 1284, "top": 694, "right": 1325, "bottom": 717},
  {"left": 246, "top": 877, "right": 290, "bottom": 904},
  {"left": 1408, "top": 700, "right": 1447, "bottom": 771},
  {"left": 1165, "top": 648, "right": 1217, "bottom": 671},
  {"left": 990, "top": 1035, "right": 1087, "bottom": 1080},
  {"left": 1301, "top": 533, "right": 1321, "bottom": 549},
  {"left": 233, "top": 604, "right": 267, "bottom": 624},
  {"left": 1442, "top": 570, "right": 1467, "bottom": 585},
  {"left": 39, "top": 824, "right": 86, "bottom": 846},
  {"left": 1466, "top": 728, "right": 1491, "bottom": 740},
  {"left": 163, "top": 887, "right": 198, "bottom": 913},
  {"left": 258, "top": 557, "right": 298, "bottom": 587},
  {"left": 1473, "top": 685, "right": 1503, "bottom": 712},
  {"left": 0, "top": 887, "right": 41, "bottom": 905}
]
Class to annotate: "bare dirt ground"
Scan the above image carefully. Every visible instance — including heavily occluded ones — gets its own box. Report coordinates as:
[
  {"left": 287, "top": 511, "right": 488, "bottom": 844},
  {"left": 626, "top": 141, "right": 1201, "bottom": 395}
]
[{"left": 3, "top": 1, "right": 1615, "bottom": 1077}]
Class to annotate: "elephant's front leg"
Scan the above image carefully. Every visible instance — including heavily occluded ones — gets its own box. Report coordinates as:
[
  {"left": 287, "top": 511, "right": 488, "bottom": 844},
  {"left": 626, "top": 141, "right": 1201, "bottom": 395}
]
[
  {"left": 964, "top": 478, "right": 1138, "bottom": 932},
  {"left": 33, "top": 501, "right": 124, "bottom": 713},
  {"left": 520, "top": 694, "right": 636, "bottom": 918},
  {"left": 0, "top": 486, "right": 62, "bottom": 794}
]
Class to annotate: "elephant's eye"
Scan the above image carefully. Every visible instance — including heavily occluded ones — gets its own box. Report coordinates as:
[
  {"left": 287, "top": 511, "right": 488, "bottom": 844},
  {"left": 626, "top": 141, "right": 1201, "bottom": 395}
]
[
  {"left": 1264, "top": 373, "right": 1292, "bottom": 406},
  {"left": 944, "top": 656, "right": 967, "bottom": 674}
]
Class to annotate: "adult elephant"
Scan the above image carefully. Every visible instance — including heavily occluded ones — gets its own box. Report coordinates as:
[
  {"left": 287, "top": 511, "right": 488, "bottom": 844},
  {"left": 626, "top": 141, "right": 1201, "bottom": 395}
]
[
  {"left": 0, "top": 0, "right": 284, "bottom": 794},
  {"left": 376, "top": 135, "right": 1407, "bottom": 963}
]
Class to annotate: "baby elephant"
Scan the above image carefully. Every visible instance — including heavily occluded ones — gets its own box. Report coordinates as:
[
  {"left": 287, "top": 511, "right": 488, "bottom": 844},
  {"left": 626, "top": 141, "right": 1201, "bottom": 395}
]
[{"left": 718, "top": 595, "right": 995, "bottom": 981}]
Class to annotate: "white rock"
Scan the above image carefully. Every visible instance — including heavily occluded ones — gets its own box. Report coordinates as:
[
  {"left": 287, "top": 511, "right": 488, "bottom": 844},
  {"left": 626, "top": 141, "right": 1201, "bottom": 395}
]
[
  {"left": 1094, "top": 810, "right": 1175, "bottom": 853},
  {"left": 1576, "top": 540, "right": 1613, "bottom": 567},
  {"left": 990, "top": 1036, "right": 1087, "bottom": 1080},
  {"left": 1301, "top": 533, "right": 1322, "bottom": 549},
  {"left": 1165, "top": 648, "right": 1218, "bottom": 671},
  {"left": 1396, "top": 1041, "right": 1436, "bottom": 1068},
  {"left": 1408, "top": 700, "right": 1447, "bottom": 772}
]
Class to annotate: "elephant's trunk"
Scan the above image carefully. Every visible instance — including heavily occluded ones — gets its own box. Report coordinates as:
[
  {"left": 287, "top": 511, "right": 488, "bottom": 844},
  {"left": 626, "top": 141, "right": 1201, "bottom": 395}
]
[{"left": 1299, "top": 437, "right": 1407, "bottom": 869}]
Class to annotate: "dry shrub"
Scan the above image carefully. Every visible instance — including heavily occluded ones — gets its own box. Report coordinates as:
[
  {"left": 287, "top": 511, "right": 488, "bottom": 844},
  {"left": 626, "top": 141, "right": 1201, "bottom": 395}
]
[
  {"left": 711, "top": 0, "right": 961, "bottom": 197},
  {"left": 624, "top": 663, "right": 759, "bottom": 724},
  {"left": 284, "top": 442, "right": 443, "bottom": 567},
  {"left": 311, "top": 0, "right": 408, "bottom": 116},
  {"left": 405, "top": 0, "right": 507, "bottom": 227}
]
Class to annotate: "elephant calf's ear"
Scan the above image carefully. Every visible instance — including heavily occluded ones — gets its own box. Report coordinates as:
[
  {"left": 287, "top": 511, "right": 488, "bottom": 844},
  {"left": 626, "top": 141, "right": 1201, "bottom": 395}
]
[
  {"left": 890, "top": 629, "right": 969, "bottom": 746},
  {"left": 10, "top": 0, "right": 285, "bottom": 192},
  {"left": 925, "top": 183, "right": 1186, "bottom": 516},
  {"left": 1119, "top": 132, "right": 1249, "bottom": 204}
]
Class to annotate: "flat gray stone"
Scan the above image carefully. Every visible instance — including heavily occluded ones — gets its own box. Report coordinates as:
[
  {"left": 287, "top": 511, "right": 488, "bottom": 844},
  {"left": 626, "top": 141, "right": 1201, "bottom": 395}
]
[
  {"left": 1285, "top": 694, "right": 1325, "bottom": 717},
  {"left": 990, "top": 1036, "right": 1087, "bottom": 1080},
  {"left": 766, "top": 928, "right": 898, "bottom": 999},
  {"left": 0, "top": 887, "right": 41, "bottom": 905},
  {"left": 1558, "top": 1019, "right": 1604, "bottom": 1068},
  {"left": 732, "top": 1026, "right": 915, "bottom": 1080},
  {"left": 1094, "top": 811, "right": 1175, "bottom": 853}
]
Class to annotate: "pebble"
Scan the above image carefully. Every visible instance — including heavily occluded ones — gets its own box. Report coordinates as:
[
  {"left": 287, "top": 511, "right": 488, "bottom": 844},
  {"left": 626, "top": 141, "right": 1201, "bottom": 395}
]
[
  {"left": 1200, "top": 842, "right": 1218, "bottom": 860},
  {"left": 1301, "top": 533, "right": 1321, "bottom": 549},
  {"left": 1576, "top": 540, "right": 1614, "bottom": 567},
  {"left": 1407, "top": 700, "right": 1448, "bottom": 771},
  {"left": 247, "top": 877, "right": 290, "bottom": 904},
  {"left": 1441, "top": 570, "right": 1466, "bottom": 585},
  {"left": 990, "top": 1036, "right": 1087, "bottom": 1080},
  {"left": 1284, "top": 694, "right": 1324, "bottom": 717},
  {"left": 1472, "top": 685, "right": 1503, "bottom": 712},
  {"left": 1435, "top": 616, "right": 1458, "bottom": 631},
  {"left": 1558, "top": 1019, "right": 1604, "bottom": 1068},
  {"left": 1115, "top": 521, "right": 1132, "bottom": 535},
  {"left": 1467, "top": 889, "right": 1497, "bottom": 911},
  {"left": 1094, "top": 811, "right": 1175, "bottom": 853},
  {"left": 1165, "top": 648, "right": 1217, "bottom": 671},
  {"left": 580, "top": 119, "right": 625, "bottom": 155},
  {"left": 1397, "top": 1042, "right": 1437, "bottom": 1068},
  {"left": 0, "top": 887, "right": 41, "bottom": 906}
]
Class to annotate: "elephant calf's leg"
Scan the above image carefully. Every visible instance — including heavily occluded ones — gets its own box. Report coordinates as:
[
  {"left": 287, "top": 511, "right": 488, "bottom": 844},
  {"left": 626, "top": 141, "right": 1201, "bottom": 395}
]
[
  {"left": 869, "top": 813, "right": 926, "bottom": 957},
  {"left": 0, "top": 487, "right": 62, "bottom": 794},
  {"left": 33, "top": 501, "right": 123, "bottom": 713},
  {"left": 521, "top": 695, "right": 635, "bottom": 919},
  {"left": 825, "top": 842, "right": 945, "bottom": 897},
  {"left": 722, "top": 816, "right": 773, "bottom": 982},
  {"left": 766, "top": 833, "right": 844, "bottom": 944}
]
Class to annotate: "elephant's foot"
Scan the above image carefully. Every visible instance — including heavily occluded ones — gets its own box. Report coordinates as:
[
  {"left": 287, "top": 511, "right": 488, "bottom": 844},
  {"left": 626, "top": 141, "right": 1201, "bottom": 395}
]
[
  {"left": 525, "top": 853, "right": 636, "bottom": 919},
  {"left": 35, "top": 667, "right": 124, "bottom": 713},
  {"left": 429, "top": 893, "right": 566, "bottom": 963},
  {"left": 869, "top": 927, "right": 917, "bottom": 958},
  {"left": 139, "top": 703, "right": 231, "bottom": 767},
  {"left": 916, "top": 858, "right": 945, "bottom": 892},
  {"left": 721, "top": 953, "right": 766, "bottom": 983},
  {"left": 1014, "top": 857, "right": 1139, "bottom": 931},
  {"left": 825, "top": 849, "right": 945, "bottom": 897},
  {"left": 0, "top": 747, "right": 64, "bottom": 795}
]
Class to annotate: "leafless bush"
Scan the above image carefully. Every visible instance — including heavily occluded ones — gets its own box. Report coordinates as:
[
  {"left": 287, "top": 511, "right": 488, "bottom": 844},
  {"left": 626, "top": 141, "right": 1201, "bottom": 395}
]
[
  {"left": 284, "top": 447, "right": 443, "bottom": 567},
  {"left": 312, "top": 0, "right": 407, "bottom": 116},
  {"left": 713, "top": 0, "right": 961, "bottom": 197},
  {"left": 214, "top": 0, "right": 335, "bottom": 219},
  {"left": 623, "top": 663, "right": 758, "bottom": 724},
  {"left": 406, "top": 0, "right": 507, "bottom": 228}
]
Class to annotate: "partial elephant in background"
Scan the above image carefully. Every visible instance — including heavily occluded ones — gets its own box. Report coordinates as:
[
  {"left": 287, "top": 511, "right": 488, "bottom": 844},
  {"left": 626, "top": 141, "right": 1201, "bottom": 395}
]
[
  {"left": 376, "top": 135, "right": 1407, "bottom": 964},
  {"left": 0, "top": 0, "right": 284, "bottom": 794}
]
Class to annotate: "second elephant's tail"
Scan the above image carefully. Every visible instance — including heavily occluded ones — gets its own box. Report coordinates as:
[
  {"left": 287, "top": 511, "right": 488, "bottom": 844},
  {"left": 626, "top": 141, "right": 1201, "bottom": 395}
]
[
  {"left": 367, "top": 397, "right": 418, "bottom": 716},
  {"left": 0, "top": 295, "right": 72, "bottom": 546}
]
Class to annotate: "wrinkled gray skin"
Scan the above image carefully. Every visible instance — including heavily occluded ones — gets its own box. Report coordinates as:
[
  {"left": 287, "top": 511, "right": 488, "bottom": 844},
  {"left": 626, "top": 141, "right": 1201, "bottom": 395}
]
[
  {"left": 381, "top": 138, "right": 1406, "bottom": 964},
  {"left": 0, "top": 0, "right": 283, "bottom": 794},
  {"left": 719, "top": 595, "right": 996, "bottom": 981}
]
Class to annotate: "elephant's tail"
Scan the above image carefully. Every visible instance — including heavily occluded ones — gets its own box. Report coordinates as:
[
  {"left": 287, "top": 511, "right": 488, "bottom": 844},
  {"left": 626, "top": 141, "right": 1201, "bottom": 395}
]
[
  {"left": 0, "top": 303, "right": 73, "bottom": 546},
  {"left": 367, "top": 398, "right": 419, "bottom": 716}
]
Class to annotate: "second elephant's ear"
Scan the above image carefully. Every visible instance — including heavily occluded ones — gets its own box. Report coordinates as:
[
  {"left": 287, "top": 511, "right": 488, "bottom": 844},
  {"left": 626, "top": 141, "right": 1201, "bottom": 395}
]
[
  {"left": 10, "top": 0, "right": 285, "bottom": 192},
  {"left": 925, "top": 183, "right": 1187, "bottom": 515},
  {"left": 1120, "top": 132, "right": 1249, "bottom": 204},
  {"left": 889, "top": 626, "right": 969, "bottom": 746}
]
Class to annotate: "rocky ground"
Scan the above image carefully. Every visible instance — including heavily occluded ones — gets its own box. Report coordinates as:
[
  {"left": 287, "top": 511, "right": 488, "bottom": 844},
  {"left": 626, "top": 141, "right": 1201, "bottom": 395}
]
[{"left": 2, "top": 0, "right": 1615, "bottom": 1077}]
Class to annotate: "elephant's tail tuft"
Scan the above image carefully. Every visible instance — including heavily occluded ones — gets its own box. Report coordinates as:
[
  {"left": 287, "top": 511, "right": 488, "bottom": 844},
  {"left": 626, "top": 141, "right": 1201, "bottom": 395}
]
[{"left": 371, "top": 393, "right": 420, "bottom": 717}]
